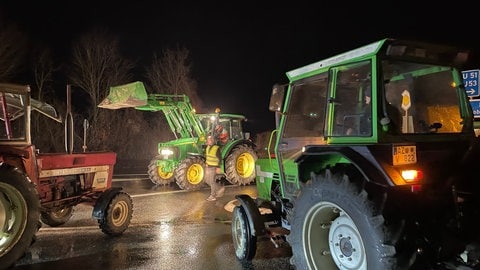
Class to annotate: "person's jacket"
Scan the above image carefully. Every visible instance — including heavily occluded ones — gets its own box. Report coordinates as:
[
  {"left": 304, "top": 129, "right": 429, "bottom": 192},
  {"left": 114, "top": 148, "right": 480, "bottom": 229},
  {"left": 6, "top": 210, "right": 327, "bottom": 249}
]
[{"left": 206, "top": 145, "right": 220, "bottom": 167}]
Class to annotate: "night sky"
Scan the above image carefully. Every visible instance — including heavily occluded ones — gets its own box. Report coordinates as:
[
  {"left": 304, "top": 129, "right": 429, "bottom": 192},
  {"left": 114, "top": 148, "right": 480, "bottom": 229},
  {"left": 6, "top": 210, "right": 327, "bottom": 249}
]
[{"left": 1, "top": 1, "right": 479, "bottom": 135}]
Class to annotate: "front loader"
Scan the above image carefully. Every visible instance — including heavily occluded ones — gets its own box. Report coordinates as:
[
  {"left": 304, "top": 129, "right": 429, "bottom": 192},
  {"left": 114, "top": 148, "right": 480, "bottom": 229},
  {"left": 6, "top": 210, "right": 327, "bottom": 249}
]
[{"left": 99, "top": 81, "right": 257, "bottom": 190}]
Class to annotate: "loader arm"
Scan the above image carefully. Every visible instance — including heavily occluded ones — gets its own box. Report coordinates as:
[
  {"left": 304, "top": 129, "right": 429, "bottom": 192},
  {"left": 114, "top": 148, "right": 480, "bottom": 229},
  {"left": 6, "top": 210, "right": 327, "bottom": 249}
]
[{"left": 99, "top": 81, "right": 206, "bottom": 139}]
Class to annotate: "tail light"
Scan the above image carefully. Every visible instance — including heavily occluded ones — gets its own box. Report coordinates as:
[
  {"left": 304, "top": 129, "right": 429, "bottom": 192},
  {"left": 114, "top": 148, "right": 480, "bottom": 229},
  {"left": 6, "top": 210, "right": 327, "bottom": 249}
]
[{"left": 401, "top": 169, "right": 423, "bottom": 183}]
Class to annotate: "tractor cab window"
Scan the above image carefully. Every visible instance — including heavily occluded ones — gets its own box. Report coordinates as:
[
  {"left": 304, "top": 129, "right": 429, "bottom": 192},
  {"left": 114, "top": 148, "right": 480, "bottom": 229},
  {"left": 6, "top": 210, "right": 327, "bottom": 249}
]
[
  {"left": 0, "top": 92, "right": 28, "bottom": 142},
  {"left": 283, "top": 75, "right": 328, "bottom": 139},
  {"left": 218, "top": 118, "right": 243, "bottom": 140},
  {"left": 383, "top": 61, "right": 464, "bottom": 134},
  {"left": 0, "top": 89, "right": 62, "bottom": 145},
  {"left": 332, "top": 61, "right": 372, "bottom": 136}
]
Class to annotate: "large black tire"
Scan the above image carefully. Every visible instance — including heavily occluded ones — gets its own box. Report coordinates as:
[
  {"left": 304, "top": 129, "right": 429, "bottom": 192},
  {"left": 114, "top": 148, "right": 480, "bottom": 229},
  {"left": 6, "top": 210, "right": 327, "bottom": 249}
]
[
  {"left": 174, "top": 156, "right": 206, "bottom": 191},
  {"left": 98, "top": 191, "right": 133, "bottom": 236},
  {"left": 0, "top": 165, "right": 40, "bottom": 269},
  {"left": 231, "top": 205, "right": 257, "bottom": 262},
  {"left": 148, "top": 159, "right": 175, "bottom": 185},
  {"left": 225, "top": 145, "right": 257, "bottom": 186},
  {"left": 287, "top": 170, "right": 396, "bottom": 270},
  {"left": 40, "top": 206, "right": 74, "bottom": 227}
]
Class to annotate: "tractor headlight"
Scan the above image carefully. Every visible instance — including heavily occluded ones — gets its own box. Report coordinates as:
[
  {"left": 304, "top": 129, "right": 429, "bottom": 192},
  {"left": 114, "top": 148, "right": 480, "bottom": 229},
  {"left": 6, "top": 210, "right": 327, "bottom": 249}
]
[{"left": 159, "top": 148, "right": 175, "bottom": 159}]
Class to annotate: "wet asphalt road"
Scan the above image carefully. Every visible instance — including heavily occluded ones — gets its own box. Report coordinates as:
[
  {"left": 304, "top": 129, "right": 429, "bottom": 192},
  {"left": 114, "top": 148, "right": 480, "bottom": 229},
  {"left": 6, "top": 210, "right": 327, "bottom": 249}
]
[{"left": 9, "top": 175, "right": 293, "bottom": 270}]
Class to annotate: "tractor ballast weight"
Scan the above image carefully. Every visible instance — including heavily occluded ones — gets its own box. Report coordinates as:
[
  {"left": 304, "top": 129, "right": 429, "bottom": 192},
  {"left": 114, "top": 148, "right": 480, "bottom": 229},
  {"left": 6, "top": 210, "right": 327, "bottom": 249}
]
[{"left": 100, "top": 81, "right": 257, "bottom": 190}]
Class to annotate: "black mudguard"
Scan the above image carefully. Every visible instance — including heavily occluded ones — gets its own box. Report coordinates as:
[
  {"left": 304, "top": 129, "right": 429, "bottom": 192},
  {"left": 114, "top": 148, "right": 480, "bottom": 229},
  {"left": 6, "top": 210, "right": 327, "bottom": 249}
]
[
  {"left": 92, "top": 187, "right": 123, "bottom": 219},
  {"left": 235, "top": 194, "right": 266, "bottom": 237}
]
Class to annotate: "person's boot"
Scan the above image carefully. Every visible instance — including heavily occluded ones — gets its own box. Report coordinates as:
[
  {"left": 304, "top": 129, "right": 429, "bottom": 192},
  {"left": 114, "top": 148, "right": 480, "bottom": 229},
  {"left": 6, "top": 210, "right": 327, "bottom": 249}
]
[{"left": 216, "top": 186, "right": 225, "bottom": 198}]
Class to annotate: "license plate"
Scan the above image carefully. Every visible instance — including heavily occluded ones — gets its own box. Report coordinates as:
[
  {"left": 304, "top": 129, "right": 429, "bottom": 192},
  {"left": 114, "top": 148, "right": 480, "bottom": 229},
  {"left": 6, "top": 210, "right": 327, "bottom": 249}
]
[{"left": 392, "top": 145, "right": 417, "bottom": 165}]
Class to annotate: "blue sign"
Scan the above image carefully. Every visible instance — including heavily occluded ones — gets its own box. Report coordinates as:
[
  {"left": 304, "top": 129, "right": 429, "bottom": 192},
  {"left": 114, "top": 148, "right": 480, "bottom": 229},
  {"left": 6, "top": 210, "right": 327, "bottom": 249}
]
[
  {"left": 470, "top": 99, "right": 480, "bottom": 118},
  {"left": 462, "top": 69, "right": 480, "bottom": 97}
]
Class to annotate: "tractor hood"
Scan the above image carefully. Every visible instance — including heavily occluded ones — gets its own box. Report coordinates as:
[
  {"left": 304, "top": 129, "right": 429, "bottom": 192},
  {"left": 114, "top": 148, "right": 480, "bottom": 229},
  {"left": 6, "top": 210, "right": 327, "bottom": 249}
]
[{"left": 98, "top": 81, "right": 148, "bottom": 109}]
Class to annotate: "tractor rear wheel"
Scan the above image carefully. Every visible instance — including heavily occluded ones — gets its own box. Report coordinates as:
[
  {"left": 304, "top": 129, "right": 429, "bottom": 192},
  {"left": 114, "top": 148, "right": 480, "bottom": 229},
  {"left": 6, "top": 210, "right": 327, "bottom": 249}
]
[
  {"left": 0, "top": 165, "right": 40, "bottom": 269},
  {"left": 288, "top": 170, "right": 396, "bottom": 270},
  {"left": 225, "top": 145, "right": 257, "bottom": 186},
  {"left": 174, "top": 156, "right": 206, "bottom": 190},
  {"left": 148, "top": 159, "right": 175, "bottom": 185}
]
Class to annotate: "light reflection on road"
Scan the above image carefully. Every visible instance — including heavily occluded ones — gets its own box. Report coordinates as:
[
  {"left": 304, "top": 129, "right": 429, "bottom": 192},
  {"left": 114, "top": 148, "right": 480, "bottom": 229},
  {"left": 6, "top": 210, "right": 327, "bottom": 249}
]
[{"left": 12, "top": 178, "right": 293, "bottom": 270}]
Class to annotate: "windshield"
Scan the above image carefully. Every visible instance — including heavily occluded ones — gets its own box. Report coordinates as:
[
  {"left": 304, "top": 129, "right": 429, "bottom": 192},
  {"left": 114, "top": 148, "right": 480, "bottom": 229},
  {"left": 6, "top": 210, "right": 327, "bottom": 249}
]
[
  {"left": 383, "top": 61, "right": 464, "bottom": 134},
  {"left": 200, "top": 115, "right": 246, "bottom": 140}
]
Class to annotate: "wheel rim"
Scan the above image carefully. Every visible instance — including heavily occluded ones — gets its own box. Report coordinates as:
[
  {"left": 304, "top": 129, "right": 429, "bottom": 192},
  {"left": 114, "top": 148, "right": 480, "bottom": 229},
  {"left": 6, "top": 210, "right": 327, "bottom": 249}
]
[
  {"left": 232, "top": 209, "right": 246, "bottom": 252},
  {"left": 186, "top": 163, "right": 204, "bottom": 185},
  {"left": 157, "top": 165, "right": 173, "bottom": 180},
  {"left": 51, "top": 206, "right": 72, "bottom": 219},
  {"left": 111, "top": 200, "right": 129, "bottom": 227},
  {"left": 303, "top": 201, "right": 366, "bottom": 270},
  {"left": 0, "top": 182, "right": 28, "bottom": 256},
  {"left": 236, "top": 152, "right": 255, "bottom": 178},
  {"left": 329, "top": 214, "right": 365, "bottom": 269}
]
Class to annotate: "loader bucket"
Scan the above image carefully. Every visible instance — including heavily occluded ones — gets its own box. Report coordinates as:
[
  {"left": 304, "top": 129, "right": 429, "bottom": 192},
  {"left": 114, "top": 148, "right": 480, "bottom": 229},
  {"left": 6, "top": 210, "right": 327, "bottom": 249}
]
[{"left": 98, "top": 81, "right": 148, "bottom": 109}]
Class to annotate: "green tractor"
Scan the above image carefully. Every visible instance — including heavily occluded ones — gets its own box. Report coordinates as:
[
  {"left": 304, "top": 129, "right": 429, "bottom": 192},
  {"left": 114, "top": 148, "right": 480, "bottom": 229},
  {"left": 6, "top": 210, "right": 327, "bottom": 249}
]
[
  {"left": 99, "top": 82, "right": 257, "bottom": 190},
  {"left": 231, "top": 38, "right": 480, "bottom": 269}
]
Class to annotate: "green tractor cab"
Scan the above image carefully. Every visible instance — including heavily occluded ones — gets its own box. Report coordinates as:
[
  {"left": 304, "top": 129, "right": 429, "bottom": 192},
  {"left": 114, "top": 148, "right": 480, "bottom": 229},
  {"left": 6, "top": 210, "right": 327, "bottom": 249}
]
[{"left": 231, "top": 38, "right": 480, "bottom": 269}]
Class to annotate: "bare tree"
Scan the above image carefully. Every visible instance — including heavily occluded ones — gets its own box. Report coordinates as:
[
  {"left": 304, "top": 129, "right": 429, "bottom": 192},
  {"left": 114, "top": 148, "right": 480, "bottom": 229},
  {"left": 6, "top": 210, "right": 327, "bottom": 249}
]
[
  {"left": 67, "top": 27, "right": 135, "bottom": 151},
  {"left": 32, "top": 46, "right": 56, "bottom": 101},
  {"left": 140, "top": 46, "right": 206, "bottom": 163},
  {"left": 0, "top": 20, "right": 27, "bottom": 81},
  {"left": 30, "top": 46, "right": 65, "bottom": 152},
  {"left": 145, "top": 46, "right": 204, "bottom": 110}
]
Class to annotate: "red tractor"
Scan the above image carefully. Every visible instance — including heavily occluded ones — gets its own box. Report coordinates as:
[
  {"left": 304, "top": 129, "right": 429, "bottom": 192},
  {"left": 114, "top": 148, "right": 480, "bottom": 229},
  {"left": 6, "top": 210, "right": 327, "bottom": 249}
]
[{"left": 0, "top": 83, "right": 133, "bottom": 269}]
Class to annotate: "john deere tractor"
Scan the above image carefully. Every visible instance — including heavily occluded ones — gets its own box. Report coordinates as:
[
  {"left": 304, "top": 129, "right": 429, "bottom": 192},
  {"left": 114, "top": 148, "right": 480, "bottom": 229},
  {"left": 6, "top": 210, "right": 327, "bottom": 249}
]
[{"left": 99, "top": 81, "right": 257, "bottom": 190}]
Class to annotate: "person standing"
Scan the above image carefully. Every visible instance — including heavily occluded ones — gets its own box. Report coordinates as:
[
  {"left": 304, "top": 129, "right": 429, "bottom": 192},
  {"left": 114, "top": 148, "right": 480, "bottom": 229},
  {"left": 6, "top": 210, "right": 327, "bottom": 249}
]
[{"left": 205, "top": 135, "right": 225, "bottom": 201}]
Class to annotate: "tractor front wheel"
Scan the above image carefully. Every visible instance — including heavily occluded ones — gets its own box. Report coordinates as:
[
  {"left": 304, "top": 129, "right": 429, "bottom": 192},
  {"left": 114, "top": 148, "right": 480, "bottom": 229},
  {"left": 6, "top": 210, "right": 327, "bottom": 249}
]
[
  {"left": 98, "top": 191, "right": 133, "bottom": 236},
  {"left": 40, "top": 206, "right": 74, "bottom": 227},
  {"left": 174, "top": 156, "right": 206, "bottom": 191},
  {"left": 148, "top": 159, "right": 175, "bottom": 185},
  {"left": 225, "top": 145, "right": 257, "bottom": 186},
  {"left": 231, "top": 205, "right": 257, "bottom": 262}
]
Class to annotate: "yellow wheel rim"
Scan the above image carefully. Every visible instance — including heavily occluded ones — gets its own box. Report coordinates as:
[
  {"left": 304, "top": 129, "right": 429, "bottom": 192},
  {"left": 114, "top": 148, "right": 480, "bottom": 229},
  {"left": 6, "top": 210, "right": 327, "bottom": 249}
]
[
  {"left": 236, "top": 152, "right": 255, "bottom": 178},
  {"left": 111, "top": 200, "right": 129, "bottom": 227},
  {"left": 157, "top": 165, "right": 173, "bottom": 180},
  {"left": 187, "top": 163, "right": 204, "bottom": 185}
]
